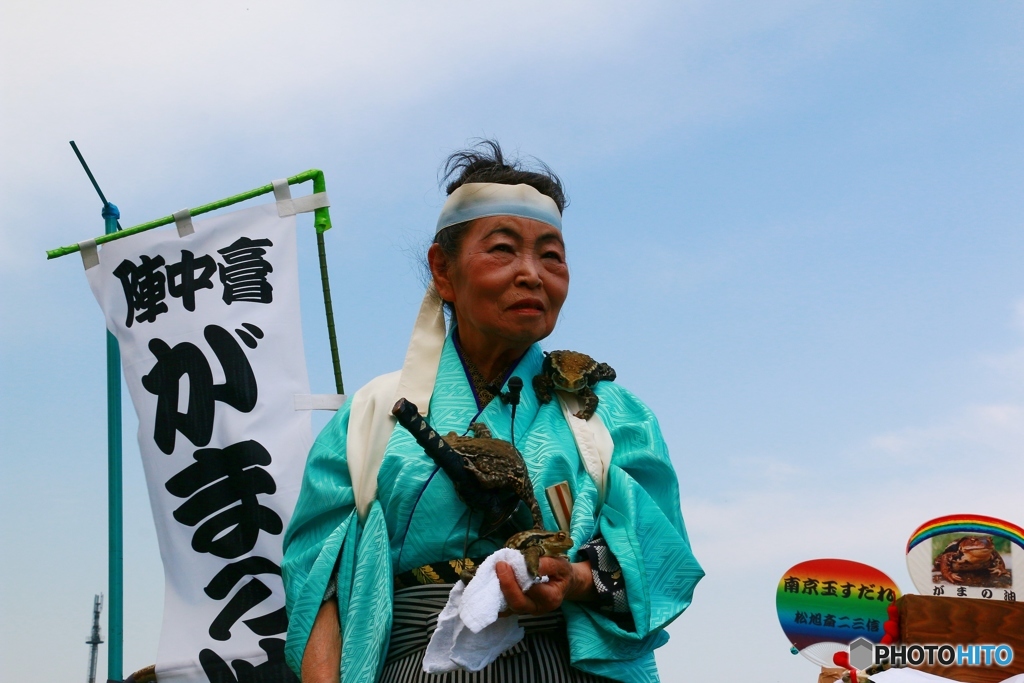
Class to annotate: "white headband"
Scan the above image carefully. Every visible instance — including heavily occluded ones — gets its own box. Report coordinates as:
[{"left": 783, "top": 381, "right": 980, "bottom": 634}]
[
  {"left": 394, "top": 183, "right": 562, "bottom": 416},
  {"left": 436, "top": 182, "right": 562, "bottom": 233}
]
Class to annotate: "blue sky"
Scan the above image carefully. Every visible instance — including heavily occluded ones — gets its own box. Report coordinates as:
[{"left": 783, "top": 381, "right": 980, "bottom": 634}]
[{"left": 2, "top": 2, "right": 1023, "bottom": 681}]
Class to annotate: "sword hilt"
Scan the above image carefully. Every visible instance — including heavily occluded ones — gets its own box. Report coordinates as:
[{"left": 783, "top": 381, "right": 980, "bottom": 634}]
[{"left": 392, "top": 398, "right": 517, "bottom": 527}]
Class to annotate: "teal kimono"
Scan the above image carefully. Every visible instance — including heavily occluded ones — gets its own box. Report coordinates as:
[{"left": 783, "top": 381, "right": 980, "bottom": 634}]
[{"left": 282, "top": 336, "right": 703, "bottom": 682}]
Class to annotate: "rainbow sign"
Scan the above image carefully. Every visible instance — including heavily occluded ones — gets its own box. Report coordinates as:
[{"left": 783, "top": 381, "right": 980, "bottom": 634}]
[
  {"left": 906, "top": 514, "right": 1024, "bottom": 552},
  {"left": 776, "top": 558, "right": 900, "bottom": 664},
  {"left": 905, "top": 513, "right": 1023, "bottom": 598}
]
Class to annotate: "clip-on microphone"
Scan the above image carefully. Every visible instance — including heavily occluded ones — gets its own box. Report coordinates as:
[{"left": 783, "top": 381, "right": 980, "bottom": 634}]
[
  {"left": 500, "top": 376, "right": 524, "bottom": 447},
  {"left": 500, "top": 376, "right": 523, "bottom": 406}
]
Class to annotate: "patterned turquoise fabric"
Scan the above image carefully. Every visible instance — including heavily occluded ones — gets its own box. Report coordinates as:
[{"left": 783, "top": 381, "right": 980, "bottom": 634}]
[{"left": 282, "top": 334, "right": 704, "bottom": 682}]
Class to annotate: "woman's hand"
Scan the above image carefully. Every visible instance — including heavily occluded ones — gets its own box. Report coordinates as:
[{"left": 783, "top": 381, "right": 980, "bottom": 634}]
[{"left": 495, "top": 558, "right": 596, "bottom": 616}]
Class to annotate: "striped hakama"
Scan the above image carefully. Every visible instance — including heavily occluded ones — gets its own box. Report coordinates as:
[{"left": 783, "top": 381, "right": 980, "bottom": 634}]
[{"left": 379, "top": 584, "right": 616, "bottom": 683}]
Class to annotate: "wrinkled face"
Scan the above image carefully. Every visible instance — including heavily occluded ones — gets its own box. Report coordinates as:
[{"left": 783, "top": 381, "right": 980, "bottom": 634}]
[{"left": 432, "top": 215, "right": 569, "bottom": 351}]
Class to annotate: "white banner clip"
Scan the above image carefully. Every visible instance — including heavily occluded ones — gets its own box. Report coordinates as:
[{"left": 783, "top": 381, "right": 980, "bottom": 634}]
[
  {"left": 272, "top": 178, "right": 330, "bottom": 217},
  {"left": 172, "top": 208, "right": 194, "bottom": 237},
  {"left": 78, "top": 239, "right": 99, "bottom": 270}
]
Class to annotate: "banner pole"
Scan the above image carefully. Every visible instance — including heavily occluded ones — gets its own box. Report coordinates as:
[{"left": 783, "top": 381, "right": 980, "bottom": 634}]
[
  {"left": 103, "top": 201, "right": 124, "bottom": 683},
  {"left": 316, "top": 231, "right": 344, "bottom": 394},
  {"left": 311, "top": 171, "right": 344, "bottom": 395},
  {"left": 47, "top": 170, "right": 331, "bottom": 260}
]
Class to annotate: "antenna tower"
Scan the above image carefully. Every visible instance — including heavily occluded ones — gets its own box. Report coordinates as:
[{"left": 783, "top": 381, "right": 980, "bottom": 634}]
[{"left": 86, "top": 593, "right": 104, "bottom": 683}]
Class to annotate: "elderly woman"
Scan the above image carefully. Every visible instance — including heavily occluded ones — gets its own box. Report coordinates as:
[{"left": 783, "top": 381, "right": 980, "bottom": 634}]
[{"left": 282, "top": 142, "right": 703, "bottom": 682}]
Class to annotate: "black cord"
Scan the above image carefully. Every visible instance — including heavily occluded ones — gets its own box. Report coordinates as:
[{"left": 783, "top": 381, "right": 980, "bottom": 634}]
[{"left": 501, "top": 377, "right": 523, "bottom": 448}]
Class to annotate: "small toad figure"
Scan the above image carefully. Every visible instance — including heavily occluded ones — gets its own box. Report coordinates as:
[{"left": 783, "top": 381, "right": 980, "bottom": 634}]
[
  {"left": 444, "top": 422, "right": 544, "bottom": 530},
  {"left": 533, "top": 350, "right": 616, "bottom": 421},
  {"left": 505, "top": 529, "right": 574, "bottom": 578},
  {"left": 459, "top": 529, "right": 574, "bottom": 583},
  {"left": 933, "top": 536, "right": 1009, "bottom": 585}
]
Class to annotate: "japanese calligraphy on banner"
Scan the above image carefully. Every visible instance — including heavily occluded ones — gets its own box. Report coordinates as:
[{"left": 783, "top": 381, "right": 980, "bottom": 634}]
[{"left": 85, "top": 202, "right": 311, "bottom": 683}]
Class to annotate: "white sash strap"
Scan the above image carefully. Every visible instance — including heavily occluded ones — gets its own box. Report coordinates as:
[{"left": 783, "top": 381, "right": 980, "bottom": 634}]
[
  {"left": 393, "top": 286, "right": 447, "bottom": 415},
  {"left": 556, "top": 392, "right": 613, "bottom": 503},
  {"left": 346, "top": 371, "right": 402, "bottom": 521},
  {"left": 348, "top": 283, "right": 446, "bottom": 522}
]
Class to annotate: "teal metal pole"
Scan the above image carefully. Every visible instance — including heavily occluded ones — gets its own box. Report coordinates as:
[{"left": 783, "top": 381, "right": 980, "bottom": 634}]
[{"left": 103, "top": 201, "right": 123, "bottom": 683}]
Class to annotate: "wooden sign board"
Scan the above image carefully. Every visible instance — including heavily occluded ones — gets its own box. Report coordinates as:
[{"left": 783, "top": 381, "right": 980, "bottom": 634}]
[{"left": 898, "top": 594, "right": 1024, "bottom": 683}]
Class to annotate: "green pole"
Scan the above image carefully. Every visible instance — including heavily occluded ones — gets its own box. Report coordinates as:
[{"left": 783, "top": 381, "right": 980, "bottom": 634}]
[
  {"left": 311, "top": 170, "right": 343, "bottom": 394},
  {"left": 103, "top": 201, "right": 123, "bottom": 683},
  {"left": 46, "top": 170, "right": 331, "bottom": 260},
  {"left": 316, "top": 231, "right": 344, "bottom": 394}
]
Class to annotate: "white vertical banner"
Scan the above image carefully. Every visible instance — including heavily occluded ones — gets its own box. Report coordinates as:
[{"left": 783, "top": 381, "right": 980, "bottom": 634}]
[{"left": 85, "top": 202, "right": 312, "bottom": 683}]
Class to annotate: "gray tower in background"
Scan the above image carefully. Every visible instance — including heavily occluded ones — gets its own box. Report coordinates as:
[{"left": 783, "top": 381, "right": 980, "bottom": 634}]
[{"left": 86, "top": 594, "right": 104, "bottom": 683}]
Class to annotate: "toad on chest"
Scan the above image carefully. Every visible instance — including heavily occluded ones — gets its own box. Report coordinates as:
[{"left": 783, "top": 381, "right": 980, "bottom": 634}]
[{"left": 443, "top": 422, "right": 544, "bottom": 530}]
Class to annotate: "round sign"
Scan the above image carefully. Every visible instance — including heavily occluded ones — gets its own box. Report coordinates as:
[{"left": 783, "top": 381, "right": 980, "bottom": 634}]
[
  {"left": 906, "top": 514, "right": 1023, "bottom": 600},
  {"left": 776, "top": 559, "right": 901, "bottom": 668}
]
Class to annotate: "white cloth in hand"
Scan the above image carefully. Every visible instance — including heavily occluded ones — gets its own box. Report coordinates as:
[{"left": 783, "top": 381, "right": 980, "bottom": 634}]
[{"left": 422, "top": 547, "right": 547, "bottom": 673}]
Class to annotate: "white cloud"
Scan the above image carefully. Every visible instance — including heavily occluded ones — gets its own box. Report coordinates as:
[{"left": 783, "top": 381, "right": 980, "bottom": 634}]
[
  {"left": 867, "top": 402, "right": 1024, "bottom": 462},
  {"left": 665, "top": 399, "right": 1024, "bottom": 681},
  {"left": 0, "top": 1, "right": 649, "bottom": 174},
  {"left": 0, "top": 0, "right": 865, "bottom": 202}
]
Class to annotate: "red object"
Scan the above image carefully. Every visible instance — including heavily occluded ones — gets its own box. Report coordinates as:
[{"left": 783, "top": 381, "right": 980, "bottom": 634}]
[
  {"left": 833, "top": 651, "right": 859, "bottom": 683},
  {"left": 881, "top": 601, "right": 901, "bottom": 643}
]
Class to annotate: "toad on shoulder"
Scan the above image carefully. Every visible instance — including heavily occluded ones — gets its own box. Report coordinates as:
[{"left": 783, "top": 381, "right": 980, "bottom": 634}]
[{"left": 533, "top": 350, "right": 616, "bottom": 421}]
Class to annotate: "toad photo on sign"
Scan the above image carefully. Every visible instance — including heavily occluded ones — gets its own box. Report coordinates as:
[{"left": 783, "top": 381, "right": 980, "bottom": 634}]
[{"left": 931, "top": 533, "right": 1012, "bottom": 589}]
